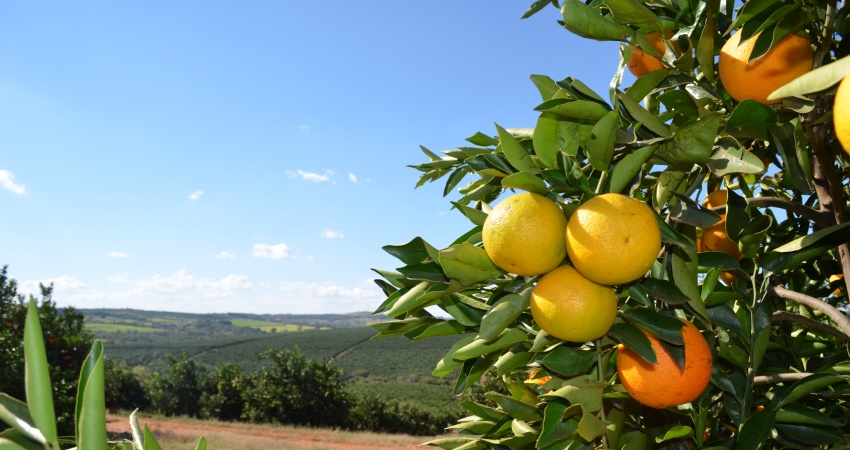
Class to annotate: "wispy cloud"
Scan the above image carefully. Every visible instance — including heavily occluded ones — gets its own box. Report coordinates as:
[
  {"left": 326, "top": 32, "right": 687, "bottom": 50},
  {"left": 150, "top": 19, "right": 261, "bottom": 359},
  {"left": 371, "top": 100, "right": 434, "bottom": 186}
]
[
  {"left": 189, "top": 190, "right": 204, "bottom": 201},
  {"left": 105, "top": 251, "right": 129, "bottom": 258},
  {"left": 213, "top": 251, "right": 237, "bottom": 260},
  {"left": 0, "top": 170, "right": 25, "bottom": 195},
  {"left": 321, "top": 229, "right": 344, "bottom": 239},
  {"left": 286, "top": 169, "right": 334, "bottom": 183},
  {"left": 348, "top": 173, "right": 358, "bottom": 183},
  {"left": 251, "top": 243, "right": 291, "bottom": 260},
  {"left": 21, "top": 275, "right": 87, "bottom": 294}
]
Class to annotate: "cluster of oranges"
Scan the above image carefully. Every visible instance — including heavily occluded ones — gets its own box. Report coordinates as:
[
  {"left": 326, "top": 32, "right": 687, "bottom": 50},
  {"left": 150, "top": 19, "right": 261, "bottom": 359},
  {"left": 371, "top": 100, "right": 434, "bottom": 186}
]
[{"left": 482, "top": 192, "right": 713, "bottom": 408}]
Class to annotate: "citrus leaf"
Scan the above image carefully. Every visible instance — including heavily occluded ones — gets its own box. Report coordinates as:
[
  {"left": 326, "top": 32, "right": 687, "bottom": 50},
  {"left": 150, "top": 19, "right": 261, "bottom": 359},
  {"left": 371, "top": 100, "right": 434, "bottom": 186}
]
[
  {"left": 413, "top": 320, "right": 468, "bottom": 341},
  {"left": 707, "top": 137, "right": 766, "bottom": 176},
  {"left": 382, "top": 237, "right": 440, "bottom": 265},
  {"left": 608, "top": 322, "right": 656, "bottom": 364},
  {"left": 586, "top": 110, "right": 620, "bottom": 170},
  {"left": 775, "top": 404, "right": 843, "bottom": 427},
  {"left": 523, "top": 0, "right": 556, "bottom": 19},
  {"left": 465, "top": 131, "right": 498, "bottom": 147},
  {"left": 657, "top": 213, "right": 696, "bottom": 251},
  {"left": 769, "top": 53, "right": 850, "bottom": 100},
  {"left": 484, "top": 393, "right": 542, "bottom": 421},
  {"left": 655, "top": 425, "right": 693, "bottom": 443},
  {"left": 738, "top": 215, "right": 772, "bottom": 258},
  {"left": 725, "top": 100, "right": 777, "bottom": 139},
  {"left": 657, "top": 90, "right": 700, "bottom": 117},
  {"left": 560, "top": 0, "right": 631, "bottom": 42},
  {"left": 608, "top": 145, "right": 656, "bottom": 193},
  {"left": 726, "top": 0, "right": 779, "bottom": 34},
  {"left": 497, "top": 123, "right": 539, "bottom": 175},
  {"left": 537, "top": 401, "right": 573, "bottom": 448},
  {"left": 617, "top": 91, "right": 672, "bottom": 138},
  {"left": 531, "top": 74, "right": 561, "bottom": 101},
  {"left": 577, "top": 405, "right": 607, "bottom": 441},
  {"left": 653, "top": 112, "right": 720, "bottom": 167},
  {"left": 433, "top": 334, "right": 476, "bottom": 377},
  {"left": 0, "top": 395, "right": 44, "bottom": 447},
  {"left": 535, "top": 98, "right": 610, "bottom": 121},
  {"left": 626, "top": 70, "right": 670, "bottom": 101},
  {"left": 642, "top": 278, "right": 692, "bottom": 305},
  {"left": 451, "top": 202, "right": 489, "bottom": 227},
  {"left": 397, "top": 262, "right": 449, "bottom": 283},
  {"left": 775, "top": 423, "right": 842, "bottom": 446},
  {"left": 697, "top": 3, "right": 717, "bottom": 82},
  {"left": 454, "top": 328, "right": 529, "bottom": 360},
  {"left": 770, "top": 122, "right": 812, "bottom": 194},
  {"left": 697, "top": 251, "right": 741, "bottom": 270},
  {"left": 478, "top": 292, "right": 531, "bottom": 341},
  {"left": 541, "top": 346, "right": 596, "bottom": 377},
  {"left": 776, "top": 373, "right": 847, "bottom": 407},
  {"left": 771, "top": 221, "right": 850, "bottom": 253},
  {"left": 495, "top": 349, "right": 534, "bottom": 376},
  {"left": 533, "top": 113, "right": 580, "bottom": 168},
  {"left": 622, "top": 308, "right": 685, "bottom": 344},
  {"left": 603, "top": 0, "right": 663, "bottom": 32},
  {"left": 501, "top": 172, "right": 549, "bottom": 195},
  {"left": 78, "top": 340, "right": 107, "bottom": 450},
  {"left": 439, "top": 243, "right": 503, "bottom": 286}
]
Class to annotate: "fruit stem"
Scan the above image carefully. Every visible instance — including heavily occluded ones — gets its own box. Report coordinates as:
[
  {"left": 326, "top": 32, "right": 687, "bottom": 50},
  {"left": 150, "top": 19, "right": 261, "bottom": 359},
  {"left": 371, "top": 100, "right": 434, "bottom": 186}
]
[{"left": 595, "top": 171, "right": 609, "bottom": 194}]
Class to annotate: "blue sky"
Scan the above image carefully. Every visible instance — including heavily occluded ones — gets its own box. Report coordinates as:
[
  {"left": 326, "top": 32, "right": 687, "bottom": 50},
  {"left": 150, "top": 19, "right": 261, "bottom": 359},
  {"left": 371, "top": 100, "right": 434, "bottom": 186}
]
[{"left": 0, "top": 2, "right": 621, "bottom": 314}]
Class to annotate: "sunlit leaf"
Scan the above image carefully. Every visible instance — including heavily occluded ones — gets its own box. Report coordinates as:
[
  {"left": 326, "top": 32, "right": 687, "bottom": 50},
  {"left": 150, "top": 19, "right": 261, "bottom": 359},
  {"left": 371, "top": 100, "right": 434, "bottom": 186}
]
[
  {"left": 586, "top": 110, "right": 620, "bottom": 170},
  {"left": 769, "top": 53, "right": 850, "bottom": 100},
  {"left": 23, "top": 299, "right": 57, "bottom": 448},
  {"left": 439, "top": 243, "right": 503, "bottom": 286},
  {"left": 561, "top": 0, "right": 631, "bottom": 42}
]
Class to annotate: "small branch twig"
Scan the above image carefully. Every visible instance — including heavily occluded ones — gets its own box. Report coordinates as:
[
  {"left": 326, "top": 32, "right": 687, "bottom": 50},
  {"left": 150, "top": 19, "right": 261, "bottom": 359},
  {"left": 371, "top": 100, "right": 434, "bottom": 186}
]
[
  {"left": 746, "top": 197, "right": 832, "bottom": 228},
  {"left": 768, "top": 285, "right": 850, "bottom": 338},
  {"left": 772, "top": 310, "right": 850, "bottom": 341},
  {"left": 753, "top": 372, "right": 814, "bottom": 385}
]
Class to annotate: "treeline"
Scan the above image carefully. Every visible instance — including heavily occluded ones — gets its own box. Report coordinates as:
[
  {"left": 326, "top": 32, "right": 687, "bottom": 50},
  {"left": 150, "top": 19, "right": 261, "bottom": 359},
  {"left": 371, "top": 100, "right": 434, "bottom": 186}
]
[{"left": 105, "top": 348, "right": 461, "bottom": 436}]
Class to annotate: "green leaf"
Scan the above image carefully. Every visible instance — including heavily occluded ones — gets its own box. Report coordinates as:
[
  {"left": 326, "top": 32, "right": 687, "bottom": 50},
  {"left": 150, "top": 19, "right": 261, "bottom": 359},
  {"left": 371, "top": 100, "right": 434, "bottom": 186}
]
[
  {"left": 738, "top": 215, "right": 772, "bottom": 258},
  {"left": 586, "top": 110, "right": 620, "bottom": 170},
  {"left": 531, "top": 74, "right": 561, "bottom": 101},
  {"left": 433, "top": 334, "right": 476, "bottom": 377},
  {"left": 386, "top": 280, "right": 460, "bottom": 318},
  {"left": 76, "top": 340, "right": 107, "bottom": 450},
  {"left": 501, "top": 172, "right": 549, "bottom": 195},
  {"left": 697, "top": 251, "right": 741, "bottom": 270},
  {"left": 653, "top": 112, "right": 720, "bottom": 167},
  {"left": 725, "top": 100, "right": 777, "bottom": 139},
  {"left": 626, "top": 70, "right": 670, "bottom": 102},
  {"left": 484, "top": 393, "right": 542, "bottom": 421},
  {"left": 466, "top": 132, "right": 498, "bottom": 147},
  {"left": 23, "top": 299, "right": 57, "bottom": 448},
  {"left": 726, "top": 0, "right": 779, "bottom": 34},
  {"left": 0, "top": 395, "right": 44, "bottom": 447},
  {"left": 748, "top": 14, "right": 811, "bottom": 62},
  {"left": 622, "top": 308, "right": 685, "bottom": 344},
  {"left": 397, "top": 262, "right": 449, "bottom": 283},
  {"left": 763, "top": 222, "right": 850, "bottom": 272},
  {"left": 143, "top": 424, "right": 163, "bottom": 450},
  {"left": 451, "top": 202, "right": 489, "bottom": 227},
  {"left": 535, "top": 98, "right": 610, "bottom": 121},
  {"left": 453, "top": 328, "right": 529, "bottom": 360},
  {"left": 603, "top": 0, "right": 663, "bottom": 32},
  {"left": 382, "top": 237, "right": 440, "bottom": 265},
  {"left": 669, "top": 196, "right": 722, "bottom": 228},
  {"left": 769, "top": 53, "right": 850, "bottom": 100},
  {"left": 533, "top": 113, "right": 580, "bottom": 168},
  {"left": 775, "top": 423, "right": 842, "bottom": 446},
  {"left": 193, "top": 437, "right": 207, "bottom": 450},
  {"left": 617, "top": 91, "right": 672, "bottom": 138},
  {"left": 608, "top": 145, "right": 655, "bottom": 193},
  {"left": 770, "top": 122, "right": 811, "bottom": 194},
  {"left": 478, "top": 292, "right": 531, "bottom": 341},
  {"left": 443, "top": 166, "right": 470, "bottom": 197},
  {"left": 495, "top": 349, "right": 534, "bottom": 376},
  {"left": 544, "top": 376, "right": 606, "bottom": 412},
  {"left": 522, "top": 0, "right": 556, "bottom": 19},
  {"left": 0, "top": 430, "right": 42, "bottom": 450},
  {"left": 609, "top": 322, "right": 656, "bottom": 364},
  {"left": 577, "top": 405, "right": 607, "bottom": 441},
  {"left": 672, "top": 243, "right": 710, "bottom": 322},
  {"left": 496, "top": 123, "right": 539, "bottom": 174},
  {"left": 777, "top": 373, "right": 846, "bottom": 407},
  {"left": 560, "top": 0, "right": 631, "bottom": 42},
  {"left": 541, "top": 346, "right": 596, "bottom": 377},
  {"left": 537, "top": 401, "right": 573, "bottom": 448},
  {"left": 775, "top": 403, "right": 843, "bottom": 427},
  {"left": 658, "top": 90, "right": 700, "bottom": 117},
  {"left": 655, "top": 425, "right": 693, "bottom": 443},
  {"left": 657, "top": 214, "right": 696, "bottom": 251},
  {"left": 642, "top": 278, "right": 692, "bottom": 305},
  {"left": 439, "top": 243, "right": 503, "bottom": 286},
  {"left": 707, "top": 305, "right": 743, "bottom": 335},
  {"left": 707, "top": 137, "right": 766, "bottom": 176},
  {"left": 697, "top": 3, "right": 717, "bottom": 82}
]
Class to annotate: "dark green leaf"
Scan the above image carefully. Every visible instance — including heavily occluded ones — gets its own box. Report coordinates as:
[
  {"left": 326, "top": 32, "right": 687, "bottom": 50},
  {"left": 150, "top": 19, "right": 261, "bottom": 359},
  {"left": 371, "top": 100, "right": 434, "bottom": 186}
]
[
  {"left": 622, "top": 308, "right": 685, "bottom": 344},
  {"left": 707, "top": 305, "right": 743, "bottom": 335},
  {"left": 535, "top": 98, "right": 610, "bottom": 121},
  {"left": 485, "top": 393, "right": 542, "bottom": 421},
  {"left": 618, "top": 91, "right": 672, "bottom": 138},
  {"left": 608, "top": 145, "right": 656, "bottom": 193},
  {"left": 609, "top": 322, "right": 656, "bottom": 364},
  {"left": 541, "top": 346, "right": 596, "bottom": 377},
  {"left": 774, "top": 423, "right": 842, "bottom": 446},
  {"left": 560, "top": 0, "right": 631, "bottom": 41},
  {"left": 764, "top": 222, "right": 850, "bottom": 272},
  {"left": 657, "top": 214, "right": 696, "bottom": 251},
  {"left": 725, "top": 99, "right": 777, "bottom": 139},
  {"left": 697, "top": 251, "right": 741, "bottom": 270},
  {"left": 586, "top": 110, "right": 620, "bottom": 170},
  {"left": 738, "top": 215, "right": 772, "bottom": 258},
  {"left": 497, "top": 124, "right": 540, "bottom": 174},
  {"left": 655, "top": 425, "right": 693, "bottom": 443},
  {"left": 642, "top": 278, "right": 692, "bottom": 305},
  {"left": 382, "top": 237, "right": 439, "bottom": 265},
  {"left": 533, "top": 113, "right": 580, "bottom": 168},
  {"left": 627, "top": 283, "right": 652, "bottom": 307},
  {"left": 726, "top": 0, "right": 779, "bottom": 34},
  {"left": 770, "top": 122, "right": 811, "bottom": 194},
  {"left": 523, "top": 0, "right": 557, "bottom": 19},
  {"left": 697, "top": 4, "right": 717, "bottom": 82},
  {"left": 670, "top": 196, "right": 723, "bottom": 228},
  {"left": 658, "top": 90, "right": 700, "bottom": 117},
  {"left": 653, "top": 113, "right": 720, "bottom": 167},
  {"left": 626, "top": 71, "right": 670, "bottom": 102},
  {"left": 0, "top": 395, "right": 43, "bottom": 446},
  {"left": 775, "top": 403, "right": 844, "bottom": 427},
  {"left": 724, "top": 189, "right": 748, "bottom": 243},
  {"left": 443, "top": 166, "right": 470, "bottom": 197},
  {"left": 777, "top": 373, "right": 846, "bottom": 407},
  {"left": 397, "top": 262, "right": 449, "bottom": 283},
  {"left": 537, "top": 401, "right": 573, "bottom": 448}
]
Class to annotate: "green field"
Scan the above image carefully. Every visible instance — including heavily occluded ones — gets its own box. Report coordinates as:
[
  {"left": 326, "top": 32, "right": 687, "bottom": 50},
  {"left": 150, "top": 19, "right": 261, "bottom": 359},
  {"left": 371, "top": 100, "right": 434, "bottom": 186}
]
[{"left": 87, "top": 323, "right": 158, "bottom": 333}]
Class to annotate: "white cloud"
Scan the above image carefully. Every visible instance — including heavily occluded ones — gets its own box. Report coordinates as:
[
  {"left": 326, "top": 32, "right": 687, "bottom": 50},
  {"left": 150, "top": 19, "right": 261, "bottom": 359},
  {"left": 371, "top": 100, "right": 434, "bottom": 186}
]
[
  {"left": 277, "top": 280, "right": 383, "bottom": 312},
  {"left": 189, "top": 190, "right": 204, "bottom": 201},
  {"left": 106, "top": 273, "right": 128, "bottom": 283},
  {"left": 348, "top": 173, "right": 358, "bottom": 183},
  {"left": 105, "top": 251, "right": 129, "bottom": 258},
  {"left": 321, "top": 228, "right": 344, "bottom": 239},
  {"left": 251, "top": 243, "right": 291, "bottom": 260},
  {"left": 138, "top": 270, "right": 253, "bottom": 293},
  {"left": 213, "top": 251, "right": 237, "bottom": 260},
  {"left": 0, "top": 170, "right": 25, "bottom": 195},
  {"left": 285, "top": 169, "right": 334, "bottom": 183},
  {"left": 21, "top": 276, "right": 88, "bottom": 295}
]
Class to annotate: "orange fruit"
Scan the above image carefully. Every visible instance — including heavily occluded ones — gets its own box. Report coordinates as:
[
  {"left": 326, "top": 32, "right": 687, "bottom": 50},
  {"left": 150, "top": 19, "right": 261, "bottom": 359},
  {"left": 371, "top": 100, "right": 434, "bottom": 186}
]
[
  {"left": 616, "top": 319, "right": 713, "bottom": 408},
  {"left": 527, "top": 368, "right": 552, "bottom": 386},
  {"left": 627, "top": 31, "right": 677, "bottom": 77},
  {"left": 530, "top": 265, "right": 617, "bottom": 343},
  {"left": 833, "top": 70, "right": 850, "bottom": 157},
  {"left": 702, "top": 190, "right": 728, "bottom": 209},
  {"left": 719, "top": 30, "right": 813, "bottom": 105},
  {"left": 565, "top": 193, "right": 661, "bottom": 285},
  {"left": 719, "top": 271, "right": 736, "bottom": 285},
  {"left": 482, "top": 192, "right": 567, "bottom": 276},
  {"left": 830, "top": 274, "right": 846, "bottom": 296},
  {"left": 700, "top": 215, "right": 743, "bottom": 260}
]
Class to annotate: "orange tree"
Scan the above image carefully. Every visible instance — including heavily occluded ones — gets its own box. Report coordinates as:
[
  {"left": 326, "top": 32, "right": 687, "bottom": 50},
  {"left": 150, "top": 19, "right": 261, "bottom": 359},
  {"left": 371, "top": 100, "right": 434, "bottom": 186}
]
[{"left": 371, "top": 0, "right": 850, "bottom": 448}]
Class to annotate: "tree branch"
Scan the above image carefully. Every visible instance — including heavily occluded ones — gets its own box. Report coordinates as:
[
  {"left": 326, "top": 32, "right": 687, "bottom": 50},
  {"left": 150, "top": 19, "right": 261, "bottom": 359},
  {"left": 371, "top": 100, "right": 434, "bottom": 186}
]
[
  {"left": 746, "top": 197, "right": 832, "bottom": 228},
  {"left": 753, "top": 372, "right": 814, "bottom": 385},
  {"left": 768, "top": 285, "right": 850, "bottom": 337},
  {"left": 772, "top": 310, "right": 849, "bottom": 341}
]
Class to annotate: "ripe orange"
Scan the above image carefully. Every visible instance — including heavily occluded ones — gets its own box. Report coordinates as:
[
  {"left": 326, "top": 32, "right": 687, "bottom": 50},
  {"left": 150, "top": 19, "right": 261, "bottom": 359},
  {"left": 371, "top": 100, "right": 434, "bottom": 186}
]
[
  {"left": 565, "top": 193, "right": 661, "bottom": 285},
  {"left": 527, "top": 368, "right": 552, "bottom": 386},
  {"left": 530, "top": 265, "right": 617, "bottom": 343},
  {"left": 482, "top": 192, "right": 567, "bottom": 276},
  {"left": 833, "top": 70, "right": 850, "bottom": 157},
  {"left": 719, "top": 271, "right": 737, "bottom": 285},
  {"left": 616, "top": 319, "right": 713, "bottom": 409},
  {"left": 719, "top": 30, "right": 813, "bottom": 105},
  {"left": 627, "top": 31, "right": 677, "bottom": 78},
  {"left": 700, "top": 215, "right": 743, "bottom": 260},
  {"left": 702, "top": 190, "right": 727, "bottom": 209}
]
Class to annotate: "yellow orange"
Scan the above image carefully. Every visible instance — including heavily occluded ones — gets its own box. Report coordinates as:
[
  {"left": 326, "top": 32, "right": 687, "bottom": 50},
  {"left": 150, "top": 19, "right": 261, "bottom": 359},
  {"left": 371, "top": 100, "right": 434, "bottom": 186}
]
[
  {"left": 719, "top": 30, "right": 813, "bottom": 105},
  {"left": 530, "top": 265, "right": 617, "bottom": 343},
  {"left": 616, "top": 320, "right": 713, "bottom": 408},
  {"left": 565, "top": 193, "right": 661, "bottom": 285},
  {"left": 702, "top": 190, "right": 727, "bottom": 209},
  {"left": 482, "top": 192, "right": 567, "bottom": 276},
  {"left": 833, "top": 70, "right": 850, "bottom": 157}
]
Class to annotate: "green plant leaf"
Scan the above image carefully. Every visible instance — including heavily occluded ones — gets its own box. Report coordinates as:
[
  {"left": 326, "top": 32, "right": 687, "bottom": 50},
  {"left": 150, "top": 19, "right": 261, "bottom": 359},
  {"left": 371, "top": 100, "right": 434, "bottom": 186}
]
[
  {"left": 697, "top": 251, "right": 741, "bottom": 270},
  {"left": 537, "top": 401, "right": 573, "bottom": 448},
  {"left": 769, "top": 53, "right": 850, "bottom": 100},
  {"left": 603, "top": 0, "right": 663, "bottom": 32},
  {"left": 0, "top": 395, "right": 44, "bottom": 447},
  {"left": 586, "top": 110, "right": 620, "bottom": 170},
  {"left": 23, "top": 299, "right": 57, "bottom": 448},
  {"left": 439, "top": 243, "right": 503, "bottom": 286},
  {"left": 496, "top": 124, "right": 539, "bottom": 174},
  {"left": 495, "top": 348, "right": 534, "bottom": 376},
  {"left": 454, "top": 328, "right": 529, "bottom": 360},
  {"left": 697, "top": 3, "right": 717, "bottom": 82},
  {"left": 738, "top": 215, "right": 772, "bottom": 258},
  {"left": 484, "top": 393, "right": 542, "bottom": 421},
  {"left": 541, "top": 346, "right": 596, "bottom": 377},
  {"left": 478, "top": 292, "right": 531, "bottom": 341},
  {"left": 560, "top": 0, "right": 631, "bottom": 42},
  {"left": 433, "top": 334, "right": 476, "bottom": 377},
  {"left": 653, "top": 112, "right": 720, "bottom": 167},
  {"left": 707, "top": 137, "right": 766, "bottom": 176},
  {"left": 382, "top": 237, "right": 440, "bottom": 265},
  {"left": 577, "top": 405, "right": 607, "bottom": 441},
  {"left": 386, "top": 280, "right": 460, "bottom": 318},
  {"left": 535, "top": 98, "right": 610, "bottom": 121},
  {"left": 609, "top": 322, "right": 656, "bottom": 364},
  {"left": 193, "top": 437, "right": 207, "bottom": 450},
  {"left": 533, "top": 113, "right": 580, "bottom": 168},
  {"left": 0, "top": 430, "right": 42, "bottom": 450},
  {"left": 763, "top": 222, "right": 850, "bottom": 272},
  {"left": 608, "top": 145, "right": 656, "bottom": 194},
  {"left": 617, "top": 91, "right": 672, "bottom": 138},
  {"left": 770, "top": 122, "right": 812, "bottom": 194},
  {"left": 626, "top": 70, "right": 670, "bottom": 102},
  {"left": 77, "top": 340, "right": 107, "bottom": 450},
  {"left": 775, "top": 403, "right": 843, "bottom": 427},
  {"left": 641, "top": 278, "right": 692, "bottom": 305},
  {"left": 655, "top": 425, "right": 693, "bottom": 443},
  {"left": 501, "top": 172, "right": 549, "bottom": 195},
  {"left": 657, "top": 213, "right": 697, "bottom": 251},
  {"left": 143, "top": 424, "right": 163, "bottom": 450},
  {"left": 774, "top": 423, "right": 842, "bottom": 446},
  {"left": 725, "top": 99, "right": 777, "bottom": 139},
  {"left": 777, "top": 373, "right": 846, "bottom": 407},
  {"left": 622, "top": 308, "right": 685, "bottom": 344},
  {"left": 658, "top": 90, "right": 700, "bottom": 117}
]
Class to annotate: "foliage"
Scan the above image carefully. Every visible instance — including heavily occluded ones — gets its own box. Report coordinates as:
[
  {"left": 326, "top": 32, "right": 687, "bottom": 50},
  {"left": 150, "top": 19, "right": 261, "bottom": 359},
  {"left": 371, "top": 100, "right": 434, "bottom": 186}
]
[
  {"left": 198, "top": 363, "right": 245, "bottom": 422},
  {"left": 104, "top": 360, "right": 150, "bottom": 412},
  {"left": 371, "top": 0, "right": 850, "bottom": 448},
  {"left": 144, "top": 353, "right": 206, "bottom": 418},
  {"left": 0, "top": 265, "right": 94, "bottom": 437},
  {"left": 0, "top": 298, "right": 206, "bottom": 450}
]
